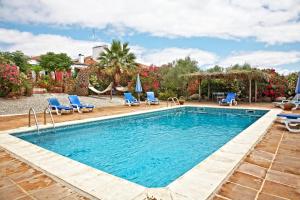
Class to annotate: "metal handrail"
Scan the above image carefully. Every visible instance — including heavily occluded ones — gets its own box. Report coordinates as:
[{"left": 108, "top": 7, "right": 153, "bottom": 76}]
[
  {"left": 167, "top": 97, "right": 174, "bottom": 107},
  {"left": 173, "top": 97, "right": 180, "bottom": 105},
  {"left": 28, "top": 108, "right": 39, "bottom": 133},
  {"left": 44, "top": 107, "right": 55, "bottom": 129},
  {"left": 167, "top": 97, "right": 180, "bottom": 107}
]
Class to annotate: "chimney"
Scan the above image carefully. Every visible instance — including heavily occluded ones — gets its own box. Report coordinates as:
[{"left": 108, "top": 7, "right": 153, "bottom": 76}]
[{"left": 78, "top": 54, "right": 84, "bottom": 64}]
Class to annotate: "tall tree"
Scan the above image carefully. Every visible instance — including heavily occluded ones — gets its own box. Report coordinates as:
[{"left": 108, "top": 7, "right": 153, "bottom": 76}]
[
  {"left": 0, "top": 51, "right": 29, "bottom": 72},
  {"left": 207, "top": 65, "right": 224, "bottom": 73},
  {"left": 227, "top": 63, "right": 252, "bottom": 71},
  {"left": 160, "top": 57, "right": 199, "bottom": 96},
  {"left": 98, "top": 40, "right": 137, "bottom": 86},
  {"left": 39, "top": 52, "right": 72, "bottom": 72}
]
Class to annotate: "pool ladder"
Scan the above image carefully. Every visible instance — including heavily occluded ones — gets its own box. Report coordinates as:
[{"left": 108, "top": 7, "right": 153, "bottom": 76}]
[
  {"left": 167, "top": 97, "right": 180, "bottom": 107},
  {"left": 28, "top": 107, "right": 56, "bottom": 133}
]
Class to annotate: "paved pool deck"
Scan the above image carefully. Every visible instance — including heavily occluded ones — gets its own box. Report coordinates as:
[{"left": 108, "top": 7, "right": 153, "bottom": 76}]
[
  {"left": 212, "top": 121, "right": 300, "bottom": 200},
  {"left": 0, "top": 102, "right": 299, "bottom": 200}
]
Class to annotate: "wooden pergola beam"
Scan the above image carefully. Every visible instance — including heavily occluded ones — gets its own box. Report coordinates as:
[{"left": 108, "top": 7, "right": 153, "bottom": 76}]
[
  {"left": 255, "top": 80, "right": 258, "bottom": 102},
  {"left": 185, "top": 70, "right": 269, "bottom": 103},
  {"left": 198, "top": 78, "right": 201, "bottom": 101},
  {"left": 249, "top": 78, "right": 252, "bottom": 103}
]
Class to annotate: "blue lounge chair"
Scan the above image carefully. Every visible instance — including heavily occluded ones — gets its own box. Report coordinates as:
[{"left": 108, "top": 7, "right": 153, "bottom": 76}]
[
  {"left": 68, "top": 95, "right": 94, "bottom": 113},
  {"left": 146, "top": 91, "right": 159, "bottom": 105},
  {"left": 219, "top": 92, "right": 237, "bottom": 106},
  {"left": 48, "top": 98, "right": 73, "bottom": 115},
  {"left": 277, "top": 113, "right": 300, "bottom": 133},
  {"left": 124, "top": 92, "right": 140, "bottom": 106},
  {"left": 277, "top": 113, "right": 300, "bottom": 119}
]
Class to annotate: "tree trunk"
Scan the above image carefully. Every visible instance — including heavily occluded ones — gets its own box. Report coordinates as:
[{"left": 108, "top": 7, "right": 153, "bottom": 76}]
[
  {"left": 198, "top": 78, "right": 201, "bottom": 101},
  {"left": 255, "top": 80, "right": 257, "bottom": 102},
  {"left": 208, "top": 81, "right": 210, "bottom": 100},
  {"left": 249, "top": 79, "right": 252, "bottom": 103},
  {"left": 114, "top": 73, "right": 121, "bottom": 86}
]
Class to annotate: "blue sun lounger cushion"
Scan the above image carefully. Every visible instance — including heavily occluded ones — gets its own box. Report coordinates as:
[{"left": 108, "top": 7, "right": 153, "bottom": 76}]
[
  {"left": 124, "top": 92, "right": 140, "bottom": 106},
  {"left": 68, "top": 95, "right": 94, "bottom": 113},
  {"left": 219, "top": 92, "right": 237, "bottom": 106},
  {"left": 146, "top": 91, "right": 159, "bottom": 105},
  {"left": 48, "top": 97, "right": 73, "bottom": 115}
]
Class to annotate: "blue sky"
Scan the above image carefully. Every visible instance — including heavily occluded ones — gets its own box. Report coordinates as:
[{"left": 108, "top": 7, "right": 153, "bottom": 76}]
[{"left": 0, "top": 0, "right": 300, "bottom": 74}]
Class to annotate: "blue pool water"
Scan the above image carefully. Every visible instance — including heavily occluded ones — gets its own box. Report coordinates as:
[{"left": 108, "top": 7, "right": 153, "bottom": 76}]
[{"left": 14, "top": 107, "right": 267, "bottom": 187}]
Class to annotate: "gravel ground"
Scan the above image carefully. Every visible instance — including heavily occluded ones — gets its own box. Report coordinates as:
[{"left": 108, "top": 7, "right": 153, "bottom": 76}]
[{"left": 0, "top": 94, "right": 124, "bottom": 115}]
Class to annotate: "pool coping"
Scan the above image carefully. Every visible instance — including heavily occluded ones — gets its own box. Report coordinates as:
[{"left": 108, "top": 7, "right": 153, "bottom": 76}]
[{"left": 0, "top": 105, "right": 281, "bottom": 200}]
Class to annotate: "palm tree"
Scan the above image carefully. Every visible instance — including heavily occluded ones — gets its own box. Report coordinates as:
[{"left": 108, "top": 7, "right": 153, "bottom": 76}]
[{"left": 98, "top": 40, "right": 137, "bottom": 86}]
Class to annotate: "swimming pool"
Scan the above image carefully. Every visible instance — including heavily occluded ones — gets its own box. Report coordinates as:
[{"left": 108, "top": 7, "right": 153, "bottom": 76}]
[{"left": 14, "top": 106, "right": 267, "bottom": 188}]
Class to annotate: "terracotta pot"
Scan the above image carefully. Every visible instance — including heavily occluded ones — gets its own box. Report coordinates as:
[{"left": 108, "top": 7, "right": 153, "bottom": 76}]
[
  {"left": 283, "top": 102, "right": 295, "bottom": 111},
  {"left": 179, "top": 100, "right": 185, "bottom": 105}
]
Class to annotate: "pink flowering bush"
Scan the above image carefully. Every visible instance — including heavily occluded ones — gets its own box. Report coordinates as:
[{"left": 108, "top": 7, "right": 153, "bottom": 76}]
[
  {"left": 139, "top": 65, "right": 161, "bottom": 93},
  {"left": 0, "top": 64, "right": 20, "bottom": 97},
  {"left": 261, "top": 69, "right": 287, "bottom": 100}
]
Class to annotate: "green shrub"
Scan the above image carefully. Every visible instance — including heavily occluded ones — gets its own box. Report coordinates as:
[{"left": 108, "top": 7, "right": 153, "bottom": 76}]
[{"left": 158, "top": 90, "right": 176, "bottom": 100}]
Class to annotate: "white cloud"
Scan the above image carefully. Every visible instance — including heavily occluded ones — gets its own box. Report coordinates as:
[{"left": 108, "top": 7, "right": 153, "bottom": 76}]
[
  {"left": 0, "top": 28, "right": 103, "bottom": 57},
  {"left": 136, "top": 48, "right": 218, "bottom": 67},
  {"left": 0, "top": 28, "right": 218, "bottom": 66},
  {"left": 1, "top": 0, "right": 300, "bottom": 44},
  {"left": 0, "top": 28, "right": 299, "bottom": 75},
  {"left": 220, "top": 51, "right": 300, "bottom": 74}
]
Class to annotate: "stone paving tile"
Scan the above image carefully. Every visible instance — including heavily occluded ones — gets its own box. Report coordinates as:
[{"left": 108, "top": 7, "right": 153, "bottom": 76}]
[
  {"left": 61, "top": 193, "right": 90, "bottom": 200},
  {"left": 15, "top": 195, "right": 35, "bottom": 200},
  {"left": 254, "top": 141, "right": 278, "bottom": 154},
  {"left": 29, "top": 184, "right": 76, "bottom": 200},
  {"left": 248, "top": 149, "right": 274, "bottom": 161},
  {"left": 0, "top": 184, "right": 27, "bottom": 200},
  {"left": 17, "top": 174, "right": 56, "bottom": 193},
  {"left": 256, "top": 192, "right": 287, "bottom": 200},
  {"left": 0, "top": 150, "right": 91, "bottom": 200},
  {"left": 217, "top": 181, "right": 258, "bottom": 200},
  {"left": 4, "top": 162, "right": 31, "bottom": 176},
  {"left": 266, "top": 169, "right": 300, "bottom": 188},
  {"left": 228, "top": 171, "right": 263, "bottom": 190},
  {"left": 244, "top": 151, "right": 273, "bottom": 169},
  {"left": 236, "top": 162, "right": 267, "bottom": 179},
  {"left": 211, "top": 195, "right": 229, "bottom": 200},
  {"left": 0, "top": 176, "right": 14, "bottom": 189},
  {"left": 261, "top": 180, "right": 300, "bottom": 199},
  {"left": 0, "top": 153, "right": 18, "bottom": 163},
  {"left": 271, "top": 159, "right": 300, "bottom": 176},
  {"left": 277, "top": 147, "right": 300, "bottom": 158},
  {"left": 279, "top": 142, "right": 300, "bottom": 151},
  {"left": 275, "top": 152, "right": 300, "bottom": 163},
  {"left": 9, "top": 167, "right": 43, "bottom": 183}
]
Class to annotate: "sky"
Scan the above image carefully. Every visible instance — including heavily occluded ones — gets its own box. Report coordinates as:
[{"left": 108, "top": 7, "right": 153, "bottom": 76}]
[{"left": 0, "top": 0, "right": 300, "bottom": 74}]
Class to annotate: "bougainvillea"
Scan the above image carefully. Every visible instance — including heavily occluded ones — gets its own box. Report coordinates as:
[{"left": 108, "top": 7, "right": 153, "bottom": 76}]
[
  {"left": 187, "top": 79, "right": 199, "bottom": 95},
  {"left": 138, "top": 65, "right": 161, "bottom": 93},
  {"left": 262, "top": 69, "right": 287, "bottom": 100},
  {"left": 0, "top": 64, "right": 20, "bottom": 96}
]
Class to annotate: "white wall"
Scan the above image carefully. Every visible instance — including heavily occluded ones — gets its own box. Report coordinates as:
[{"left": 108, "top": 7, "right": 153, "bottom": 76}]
[{"left": 92, "top": 45, "right": 107, "bottom": 60}]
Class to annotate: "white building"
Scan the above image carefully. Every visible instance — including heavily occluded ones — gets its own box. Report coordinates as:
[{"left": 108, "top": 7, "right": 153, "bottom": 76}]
[
  {"left": 28, "top": 56, "right": 40, "bottom": 66},
  {"left": 92, "top": 45, "right": 107, "bottom": 60}
]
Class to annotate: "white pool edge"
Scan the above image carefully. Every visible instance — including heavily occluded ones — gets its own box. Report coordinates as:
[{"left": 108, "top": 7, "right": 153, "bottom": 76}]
[{"left": 0, "top": 105, "right": 281, "bottom": 200}]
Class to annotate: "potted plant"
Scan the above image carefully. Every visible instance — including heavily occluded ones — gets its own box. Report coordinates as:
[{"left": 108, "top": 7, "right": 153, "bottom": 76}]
[{"left": 283, "top": 102, "right": 295, "bottom": 111}]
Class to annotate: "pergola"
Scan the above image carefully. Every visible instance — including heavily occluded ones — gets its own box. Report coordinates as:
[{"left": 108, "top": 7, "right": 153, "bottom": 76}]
[{"left": 185, "top": 70, "right": 269, "bottom": 103}]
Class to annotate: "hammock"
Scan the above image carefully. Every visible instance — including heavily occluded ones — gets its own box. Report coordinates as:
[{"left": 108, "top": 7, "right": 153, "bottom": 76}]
[
  {"left": 115, "top": 85, "right": 128, "bottom": 92},
  {"left": 89, "top": 82, "right": 113, "bottom": 99}
]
